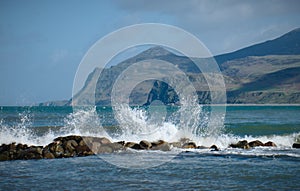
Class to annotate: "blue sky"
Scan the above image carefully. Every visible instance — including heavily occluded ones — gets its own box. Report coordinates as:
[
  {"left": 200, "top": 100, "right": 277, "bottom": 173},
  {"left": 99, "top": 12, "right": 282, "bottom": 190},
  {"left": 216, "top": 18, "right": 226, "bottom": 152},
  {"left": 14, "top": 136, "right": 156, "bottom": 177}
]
[{"left": 0, "top": 0, "right": 300, "bottom": 105}]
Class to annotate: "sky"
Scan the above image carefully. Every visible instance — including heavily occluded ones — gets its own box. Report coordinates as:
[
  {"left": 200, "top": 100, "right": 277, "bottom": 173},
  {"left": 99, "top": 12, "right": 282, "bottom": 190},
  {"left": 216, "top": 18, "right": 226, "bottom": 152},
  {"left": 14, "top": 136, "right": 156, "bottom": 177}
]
[{"left": 0, "top": 0, "right": 300, "bottom": 105}]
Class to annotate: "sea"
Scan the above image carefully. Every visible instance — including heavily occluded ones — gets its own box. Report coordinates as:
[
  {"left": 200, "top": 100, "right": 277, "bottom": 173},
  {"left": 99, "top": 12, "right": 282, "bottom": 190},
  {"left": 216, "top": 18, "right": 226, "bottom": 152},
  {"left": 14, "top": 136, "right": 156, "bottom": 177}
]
[{"left": 0, "top": 105, "right": 299, "bottom": 190}]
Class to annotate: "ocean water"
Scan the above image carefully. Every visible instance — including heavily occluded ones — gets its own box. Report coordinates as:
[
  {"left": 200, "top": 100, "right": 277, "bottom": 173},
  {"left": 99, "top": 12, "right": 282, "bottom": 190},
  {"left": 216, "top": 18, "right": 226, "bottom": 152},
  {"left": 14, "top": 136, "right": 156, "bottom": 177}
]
[{"left": 0, "top": 105, "right": 300, "bottom": 190}]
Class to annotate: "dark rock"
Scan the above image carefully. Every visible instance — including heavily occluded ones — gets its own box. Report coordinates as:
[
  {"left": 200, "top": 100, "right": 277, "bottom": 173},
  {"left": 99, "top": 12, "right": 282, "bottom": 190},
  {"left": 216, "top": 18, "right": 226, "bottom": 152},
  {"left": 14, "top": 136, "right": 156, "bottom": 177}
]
[
  {"left": 139, "top": 140, "right": 152, "bottom": 149},
  {"left": 75, "top": 145, "right": 93, "bottom": 156},
  {"left": 117, "top": 141, "right": 125, "bottom": 146},
  {"left": 249, "top": 140, "right": 264, "bottom": 147},
  {"left": 196, "top": 145, "right": 209, "bottom": 149},
  {"left": 292, "top": 143, "right": 300, "bottom": 148},
  {"left": 44, "top": 152, "right": 55, "bottom": 159},
  {"left": 151, "top": 140, "right": 170, "bottom": 151},
  {"left": 230, "top": 140, "right": 250, "bottom": 149},
  {"left": 125, "top": 142, "right": 143, "bottom": 150},
  {"left": 263, "top": 141, "right": 277, "bottom": 147},
  {"left": 210, "top": 145, "right": 220, "bottom": 151},
  {"left": 64, "top": 140, "right": 78, "bottom": 152},
  {"left": 182, "top": 142, "right": 197, "bottom": 149},
  {"left": 109, "top": 143, "right": 124, "bottom": 151},
  {"left": 0, "top": 151, "right": 9, "bottom": 161}
]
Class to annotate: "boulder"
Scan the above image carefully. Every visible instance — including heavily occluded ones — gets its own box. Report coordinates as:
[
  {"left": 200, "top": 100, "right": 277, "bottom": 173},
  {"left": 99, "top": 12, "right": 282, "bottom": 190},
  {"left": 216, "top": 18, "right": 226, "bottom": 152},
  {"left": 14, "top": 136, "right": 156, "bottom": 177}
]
[
  {"left": 125, "top": 142, "right": 143, "bottom": 150},
  {"left": 64, "top": 140, "right": 78, "bottom": 153},
  {"left": 75, "top": 145, "right": 93, "bottom": 156},
  {"left": 196, "top": 145, "right": 209, "bottom": 149},
  {"left": 263, "top": 141, "right": 277, "bottom": 147},
  {"left": 139, "top": 140, "right": 152, "bottom": 149},
  {"left": 43, "top": 152, "right": 55, "bottom": 159},
  {"left": 109, "top": 143, "right": 124, "bottom": 151},
  {"left": 229, "top": 140, "right": 250, "bottom": 149},
  {"left": 97, "top": 145, "right": 113, "bottom": 153},
  {"left": 210, "top": 145, "right": 220, "bottom": 151},
  {"left": 249, "top": 140, "right": 264, "bottom": 147},
  {"left": 182, "top": 142, "right": 197, "bottom": 149},
  {"left": 151, "top": 140, "right": 170, "bottom": 151},
  {"left": 0, "top": 151, "right": 9, "bottom": 161},
  {"left": 292, "top": 143, "right": 300, "bottom": 148}
]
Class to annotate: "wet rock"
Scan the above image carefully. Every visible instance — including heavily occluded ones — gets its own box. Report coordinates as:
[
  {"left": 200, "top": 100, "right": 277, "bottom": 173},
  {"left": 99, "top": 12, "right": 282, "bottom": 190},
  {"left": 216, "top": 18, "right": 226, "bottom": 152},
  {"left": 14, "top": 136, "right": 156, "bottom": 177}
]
[
  {"left": 292, "top": 143, "right": 300, "bottom": 148},
  {"left": 19, "top": 146, "right": 43, "bottom": 160},
  {"left": 139, "top": 140, "right": 152, "bottom": 149},
  {"left": 151, "top": 140, "right": 170, "bottom": 151},
  {"left": 64, "top": 140, "right": 78, "bottom": 153},
  {"left": 125, "top": 142, "right": 143, "bottom": 150},
  {"left": 97, "top": 145, "right": 113, "bottom": 153},
  {"left": 117, "top": 141, "right": 125, "bottom": 146},
  {"left": 230, "top": 140, "right": 250, "bottom": 149},
  {"left": 263, "top": 141, "right": 277, "bottom": 147},
  {"left": 196, "top": 146, "right": 209, "bottom": 149},
  {"left": 210, "top": 145, "right": 220, "bottom": 151},
  {"left": 109, "top": 142, "right": 124, "bottom": 151},
  {"left": 249, "top": 140, "right": 264, "bottom": 147},
  {"left": 182, "top": 142, "right": 197, "bottom": 149},
  {"left": 75, "top": 145, "right": 93, "bottom": 156},
  {"left": 98, "top": 137, "right": 111, "bottom": 145},
  {"left": 0, "top": 151, "right": 9, "bottom": 161},
  {"left": 44, "top": 152, "right": 55, "bottom": 159}
]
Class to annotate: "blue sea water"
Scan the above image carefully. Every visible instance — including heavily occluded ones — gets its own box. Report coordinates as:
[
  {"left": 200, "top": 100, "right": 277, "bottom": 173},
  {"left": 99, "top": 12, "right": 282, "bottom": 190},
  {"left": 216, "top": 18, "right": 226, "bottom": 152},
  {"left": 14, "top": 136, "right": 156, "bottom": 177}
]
[{"left": 0, "top": 105, "right": 300, "bottom": 190}]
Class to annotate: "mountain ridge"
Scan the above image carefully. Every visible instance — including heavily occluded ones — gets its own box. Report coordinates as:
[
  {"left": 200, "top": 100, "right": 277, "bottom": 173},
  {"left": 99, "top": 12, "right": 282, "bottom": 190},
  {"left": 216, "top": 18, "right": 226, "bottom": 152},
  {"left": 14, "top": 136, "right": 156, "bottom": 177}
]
[{"left": 39, "top": 28, "right": 300, "bottom": 106}]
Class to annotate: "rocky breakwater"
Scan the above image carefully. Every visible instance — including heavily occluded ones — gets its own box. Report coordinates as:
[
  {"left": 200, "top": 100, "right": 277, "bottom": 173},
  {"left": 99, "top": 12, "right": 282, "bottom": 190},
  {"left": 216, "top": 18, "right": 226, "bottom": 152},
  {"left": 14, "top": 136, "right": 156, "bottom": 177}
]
[
  {"left": 229, "top": 140, "right": 277, "bottom": 149},
  {"left": 0, "top": 135, "right": 298, "bottom": 161}
]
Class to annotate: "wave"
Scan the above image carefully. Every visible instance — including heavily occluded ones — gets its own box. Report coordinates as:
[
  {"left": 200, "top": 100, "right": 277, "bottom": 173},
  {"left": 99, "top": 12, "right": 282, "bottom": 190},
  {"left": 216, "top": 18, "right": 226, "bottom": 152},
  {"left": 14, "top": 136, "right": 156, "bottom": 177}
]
[{"left": 0, "top": 106, "right": 299, "bottom": 152}]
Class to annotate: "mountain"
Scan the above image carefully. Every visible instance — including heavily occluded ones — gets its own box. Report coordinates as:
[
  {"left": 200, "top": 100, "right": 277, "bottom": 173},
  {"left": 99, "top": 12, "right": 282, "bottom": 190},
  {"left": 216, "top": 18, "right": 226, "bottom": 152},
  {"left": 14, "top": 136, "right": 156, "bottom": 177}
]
[
  {"left": 41, "top": 28, "right": 300, "bottom": 106},
  {"left": 215, "top": 28, "right": 300, "bottom": 65}
]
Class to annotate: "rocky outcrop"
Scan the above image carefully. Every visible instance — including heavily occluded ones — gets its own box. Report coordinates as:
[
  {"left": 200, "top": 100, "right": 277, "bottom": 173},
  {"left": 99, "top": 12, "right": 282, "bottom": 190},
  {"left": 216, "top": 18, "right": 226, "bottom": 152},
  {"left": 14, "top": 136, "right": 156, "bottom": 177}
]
[
  {"left": 0, "top": 135, "right": 284, "bottom": 161},
  {"left": 292, "top": 143, "right": 300, "bottom": 148},
  {"left": 229, "top": 140, "right": 277, "bottom": 149}
]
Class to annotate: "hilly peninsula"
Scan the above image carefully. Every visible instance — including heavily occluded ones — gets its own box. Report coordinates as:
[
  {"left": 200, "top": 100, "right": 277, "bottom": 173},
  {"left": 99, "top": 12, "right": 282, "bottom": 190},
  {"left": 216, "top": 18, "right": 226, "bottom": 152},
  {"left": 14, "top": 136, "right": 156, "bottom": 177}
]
[{"left": 41, "top": 28, "right": 300, "bottom": 106}]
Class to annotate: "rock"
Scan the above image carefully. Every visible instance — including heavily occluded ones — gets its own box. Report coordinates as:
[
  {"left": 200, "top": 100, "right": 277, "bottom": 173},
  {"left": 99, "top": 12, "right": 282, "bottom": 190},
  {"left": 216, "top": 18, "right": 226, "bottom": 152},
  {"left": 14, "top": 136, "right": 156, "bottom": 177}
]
[
  {"left": 125, "top": 142, "right": 143, "bottom": 150},
  {"left": 249, "top": 140, "right": 264, "bottom": 147},
  {"left": 75, "top": 145, "right": 93, "bottom": 156},
  {"left": 151, "top": 140, "right": 170, "bottom": 151},
  {"left": 263, "top": 141, "right": 277, "bottom": 147},
  {"left": 98, "top": 137, "right": 111, "bottom": 145},
  {"left": 64, "top": 140, "right": 78, "bottom": 154},
  {"left": 117, "top": 141, "right": 125, "bottom": 146},
  {"left": 97, "top": 145, "right": 113, "bottom": 153},
  {"left": 79, "top": 140, "right": 86, "bottom": 147},
  {"left": 139, "top": 140, "right": 152, "bottom": 149},
  {"left": 0, "top": 151, "right": 9, "bottom": 161},
  {"left": 229, "top": 140, "right": 250, "bottom": 149},
  {"left": 196, "top": 146, "right": 209, "bottom": 149},
  {"left": 292, "top": 143, "right": 300, "bottom": 148},
  {"left": 109, "top": 143, "right": 124, "bottom": 151},
  {"left": 44, "top": 152, "right": 55, "bottom": 159},
  {"left": 182, "top": 142, "right": 197, "bottom": 149},
  {"left": 91, "top": 142, "right": 102, "bottom": 153},
  {"left": 210, "top": 145, "right": 220, "bottom": 151}
]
